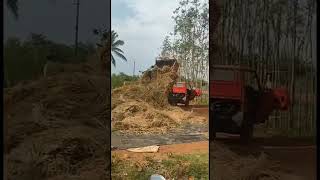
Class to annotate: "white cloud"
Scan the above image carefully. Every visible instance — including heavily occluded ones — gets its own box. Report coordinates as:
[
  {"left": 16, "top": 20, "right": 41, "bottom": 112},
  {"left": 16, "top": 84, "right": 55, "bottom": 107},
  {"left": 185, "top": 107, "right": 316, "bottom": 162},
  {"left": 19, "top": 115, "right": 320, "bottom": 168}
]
[{"left": 111, "top": 0, "right": 180, "bottom": 74}]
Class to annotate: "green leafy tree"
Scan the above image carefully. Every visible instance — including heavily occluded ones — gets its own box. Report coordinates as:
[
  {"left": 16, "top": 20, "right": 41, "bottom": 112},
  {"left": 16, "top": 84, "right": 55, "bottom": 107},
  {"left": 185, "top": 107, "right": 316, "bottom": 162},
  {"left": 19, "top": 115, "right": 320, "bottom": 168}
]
[
  {"left": 160, "top": 35, "right": 173, "bottom": 57},
  {"left": 166, "top": 0, "right": 208, "bottom": 83}
]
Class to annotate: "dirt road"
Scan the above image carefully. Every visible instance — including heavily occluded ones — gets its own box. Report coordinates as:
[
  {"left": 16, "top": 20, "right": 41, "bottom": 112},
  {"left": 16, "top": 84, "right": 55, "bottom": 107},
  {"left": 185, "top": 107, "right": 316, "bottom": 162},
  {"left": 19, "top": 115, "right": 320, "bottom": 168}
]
[
  {"left": 112, "top": 141, "right": 208, "bottom": 169},
  {"left": 113, "top": 141, "right": 208, "bottom": 156}
]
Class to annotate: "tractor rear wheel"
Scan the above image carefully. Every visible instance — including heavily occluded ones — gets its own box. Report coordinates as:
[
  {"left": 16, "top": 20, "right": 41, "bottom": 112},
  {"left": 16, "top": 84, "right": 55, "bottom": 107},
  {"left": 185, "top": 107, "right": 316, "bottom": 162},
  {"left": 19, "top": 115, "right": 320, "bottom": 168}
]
[
  {"left": 185, "top": 99, "right": 189, "bottom": 106},
  {"left": 240, "top": 116, "right": 254, "bottom": 143}
]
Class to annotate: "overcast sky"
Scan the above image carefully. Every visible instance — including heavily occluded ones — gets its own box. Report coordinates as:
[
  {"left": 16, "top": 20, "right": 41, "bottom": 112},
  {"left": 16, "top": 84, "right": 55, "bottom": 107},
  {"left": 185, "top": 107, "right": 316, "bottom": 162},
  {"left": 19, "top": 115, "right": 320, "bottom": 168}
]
[
  {"left": 4, "top": 0, "right": 316, "bottom": 74},
  {"left": 4, "top": 0, "right": 110, "bottom": 44},
  {"left": 111, "top": 0, "right": 180, "bottom": 75}
]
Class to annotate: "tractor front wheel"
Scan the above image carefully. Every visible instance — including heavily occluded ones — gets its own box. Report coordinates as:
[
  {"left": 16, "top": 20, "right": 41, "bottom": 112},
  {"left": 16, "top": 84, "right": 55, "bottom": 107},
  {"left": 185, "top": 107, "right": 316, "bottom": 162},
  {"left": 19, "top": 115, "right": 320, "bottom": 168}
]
[
  {"left": 168, "top": 99, "right": 177, "bottom": 106},
  {"left": 168, "top": 93, "right": 177, "bottom": 106}
]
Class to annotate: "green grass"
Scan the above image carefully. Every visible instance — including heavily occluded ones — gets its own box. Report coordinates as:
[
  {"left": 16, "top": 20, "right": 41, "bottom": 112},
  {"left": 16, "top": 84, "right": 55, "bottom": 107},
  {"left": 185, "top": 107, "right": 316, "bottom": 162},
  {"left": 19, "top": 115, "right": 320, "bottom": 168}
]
[{"left": 111, "top": 153, "right": 208, "bottom": 180}]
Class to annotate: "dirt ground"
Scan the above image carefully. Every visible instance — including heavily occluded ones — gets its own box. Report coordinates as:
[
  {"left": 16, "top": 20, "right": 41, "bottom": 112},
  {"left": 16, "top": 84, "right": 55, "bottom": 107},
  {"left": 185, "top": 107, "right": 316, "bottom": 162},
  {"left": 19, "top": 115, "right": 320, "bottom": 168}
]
[
  {"left": 180, "top": 105, "right": 209, "bottom": 118},
  {"left": 212, "top": 135, "right": 316, "bottom": 180},
  {"left": 112, "top": 141, "right": 209, "bottom": 169}
]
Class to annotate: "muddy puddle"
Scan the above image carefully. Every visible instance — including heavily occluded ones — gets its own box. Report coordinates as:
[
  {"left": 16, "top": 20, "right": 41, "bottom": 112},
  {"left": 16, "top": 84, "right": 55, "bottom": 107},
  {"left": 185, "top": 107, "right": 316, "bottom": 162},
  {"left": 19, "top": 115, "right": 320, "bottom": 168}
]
[{"left": 112, "top": 123, "right": 208, "bottom": 149}]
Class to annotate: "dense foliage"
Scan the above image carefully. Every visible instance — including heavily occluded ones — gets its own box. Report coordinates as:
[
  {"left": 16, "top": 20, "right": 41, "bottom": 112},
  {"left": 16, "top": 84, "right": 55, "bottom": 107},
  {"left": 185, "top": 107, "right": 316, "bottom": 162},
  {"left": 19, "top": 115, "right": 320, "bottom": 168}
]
[
  {"left": 160, "top": 0, "right": 209, "bottom": 83},
  {"left": 111, "top": 73, "right": 139, "bottom": 89},
  {"left": 4, "top": 33, "right": 95, "bottom": 87}
]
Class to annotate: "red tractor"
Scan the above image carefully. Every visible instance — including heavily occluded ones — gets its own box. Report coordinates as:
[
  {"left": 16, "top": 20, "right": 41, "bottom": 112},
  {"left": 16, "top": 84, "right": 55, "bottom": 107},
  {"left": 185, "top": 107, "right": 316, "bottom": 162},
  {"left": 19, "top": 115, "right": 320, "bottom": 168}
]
[
  {"left": 153, "top": 57, "right": 202, "bottom": 106},
  {"left": 168, "top": 82, "right": 202, "bottom": 106},
  {"left": 210, "top": 65, "right": 290, "bottom": 142}
]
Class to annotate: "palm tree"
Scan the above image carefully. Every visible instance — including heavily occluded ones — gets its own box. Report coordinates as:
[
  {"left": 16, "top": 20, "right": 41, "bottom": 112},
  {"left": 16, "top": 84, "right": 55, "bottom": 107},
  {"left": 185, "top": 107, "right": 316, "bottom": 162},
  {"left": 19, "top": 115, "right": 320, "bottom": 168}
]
[
  {"left": 110, "top": 31, "right": 127, "bottom": 66},
  {"left": 94, "top": 29, "right": 127, "bottom": 66}
]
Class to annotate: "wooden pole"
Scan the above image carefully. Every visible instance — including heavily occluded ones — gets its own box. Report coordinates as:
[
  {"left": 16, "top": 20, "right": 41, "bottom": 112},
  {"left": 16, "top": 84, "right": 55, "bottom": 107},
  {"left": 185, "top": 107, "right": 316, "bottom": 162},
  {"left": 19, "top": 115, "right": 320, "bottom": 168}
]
[
  {"left": 133, "top": 61, "right": 135, "bottom": 76},
  {"left": 74, "top": 0, "right": 80, "bottom": 56}
]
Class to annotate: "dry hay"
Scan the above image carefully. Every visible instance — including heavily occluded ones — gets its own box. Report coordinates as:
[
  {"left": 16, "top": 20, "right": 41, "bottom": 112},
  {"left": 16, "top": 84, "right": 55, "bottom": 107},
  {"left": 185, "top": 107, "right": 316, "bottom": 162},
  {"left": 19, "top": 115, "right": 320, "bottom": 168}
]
[
  {"left": 113, "top": 63, "right": 179, "bottom": 109},
  {"left": 4, "top": 57, "right": 110, "bottom": 180},
  {"left": 111, "top": 62, "right": 206, "bottom": 134},
  {"left": 211, "top": 143, "right": 283, "bottom": 180},
  {"left": 112, "top": 99, "right": 206, "bottom": 134}
]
